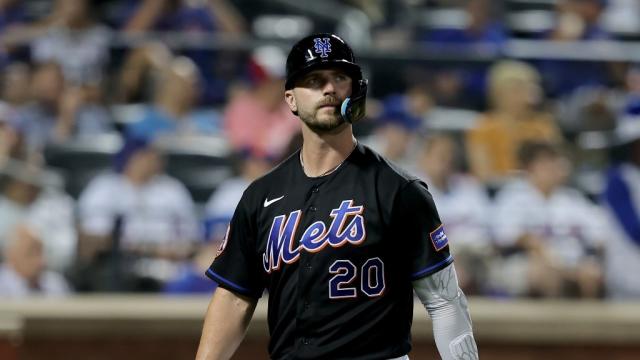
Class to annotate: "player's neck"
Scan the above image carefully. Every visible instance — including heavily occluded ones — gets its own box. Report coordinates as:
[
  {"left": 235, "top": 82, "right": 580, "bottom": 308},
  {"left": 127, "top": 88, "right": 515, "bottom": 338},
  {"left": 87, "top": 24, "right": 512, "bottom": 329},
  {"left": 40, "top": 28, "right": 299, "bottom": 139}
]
[{"left": 300, "top": 125, "right": 357, "bottom": 177}]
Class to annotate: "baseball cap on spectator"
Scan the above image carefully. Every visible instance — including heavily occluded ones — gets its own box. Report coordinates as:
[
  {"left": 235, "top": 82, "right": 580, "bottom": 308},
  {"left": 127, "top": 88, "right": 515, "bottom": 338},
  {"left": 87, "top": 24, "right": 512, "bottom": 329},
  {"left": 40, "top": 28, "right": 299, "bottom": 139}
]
[
  {"left": 247, "top": 45, "right": 287, "bottom": 85},
  {"left": 615, "top": 97, "right": 640, "bottom": 145},
  {"left": 113, "top": 136, "right": 151, "bottom": 173},
  {"left": 377, "top": 94, "right": 423, "bottom": 131}
]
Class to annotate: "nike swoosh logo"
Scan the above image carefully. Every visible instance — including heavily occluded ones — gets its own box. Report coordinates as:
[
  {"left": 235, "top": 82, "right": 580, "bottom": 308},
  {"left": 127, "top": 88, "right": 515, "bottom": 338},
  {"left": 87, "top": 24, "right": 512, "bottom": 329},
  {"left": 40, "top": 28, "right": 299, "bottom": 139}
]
[{"left": 263, "top": 195, "right": 285, "bottom": 207}]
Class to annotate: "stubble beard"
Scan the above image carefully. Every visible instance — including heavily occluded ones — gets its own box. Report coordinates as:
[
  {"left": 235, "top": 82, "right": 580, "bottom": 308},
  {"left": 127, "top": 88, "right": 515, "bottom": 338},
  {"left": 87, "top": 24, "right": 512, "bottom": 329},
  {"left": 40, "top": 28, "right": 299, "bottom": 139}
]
[{"left": 298, "top": 106, "right": 347, "bottom": 134}]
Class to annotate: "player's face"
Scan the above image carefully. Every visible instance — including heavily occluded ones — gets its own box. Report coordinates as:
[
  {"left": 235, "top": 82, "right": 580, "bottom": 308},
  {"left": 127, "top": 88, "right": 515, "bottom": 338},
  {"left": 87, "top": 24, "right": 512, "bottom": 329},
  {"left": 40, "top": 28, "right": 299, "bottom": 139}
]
[
  {"left": 529, "top": 154, "right": 571, "bottom": 190},
  {"left": 285, "top": 69, "right": 352, "bottom": 133}
]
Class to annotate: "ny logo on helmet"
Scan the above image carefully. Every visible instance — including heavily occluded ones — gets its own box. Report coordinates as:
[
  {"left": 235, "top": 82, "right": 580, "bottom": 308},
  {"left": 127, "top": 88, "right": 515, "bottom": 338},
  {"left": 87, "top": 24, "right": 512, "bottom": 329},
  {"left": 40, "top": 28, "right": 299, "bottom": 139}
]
[{"left": 313, "top": 38, "right": 332, "bottom": 58}]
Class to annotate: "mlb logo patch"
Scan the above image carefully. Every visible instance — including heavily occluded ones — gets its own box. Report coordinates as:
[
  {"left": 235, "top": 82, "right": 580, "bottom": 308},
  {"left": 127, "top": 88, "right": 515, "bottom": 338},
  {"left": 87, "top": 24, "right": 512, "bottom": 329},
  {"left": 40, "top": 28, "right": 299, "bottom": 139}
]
[
  {"left": 215, "top": 225, "right": 231, "bottom": 259},
  {"left": 430, "top": 224, "right": 448, "bottom": 251}
]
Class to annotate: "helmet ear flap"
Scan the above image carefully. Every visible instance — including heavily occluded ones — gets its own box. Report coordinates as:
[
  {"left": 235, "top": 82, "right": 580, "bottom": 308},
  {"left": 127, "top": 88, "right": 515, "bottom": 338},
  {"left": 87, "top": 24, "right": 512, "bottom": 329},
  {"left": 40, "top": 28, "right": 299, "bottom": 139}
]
[{"left": 341, "top": 79, "right": 368, "bottom": 123}]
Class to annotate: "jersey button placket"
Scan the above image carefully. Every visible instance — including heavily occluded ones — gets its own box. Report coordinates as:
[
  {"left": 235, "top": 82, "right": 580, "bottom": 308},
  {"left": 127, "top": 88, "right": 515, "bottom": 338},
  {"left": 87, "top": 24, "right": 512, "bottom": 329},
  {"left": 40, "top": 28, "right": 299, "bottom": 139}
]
[{"left": 297, "top": 185, "right": 320, "bottom": 343}]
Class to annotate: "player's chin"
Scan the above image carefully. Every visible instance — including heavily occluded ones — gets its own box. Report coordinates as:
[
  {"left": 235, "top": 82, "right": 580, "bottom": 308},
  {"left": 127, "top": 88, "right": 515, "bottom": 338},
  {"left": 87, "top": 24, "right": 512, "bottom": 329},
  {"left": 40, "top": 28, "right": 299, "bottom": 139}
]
[{"left": 306, "top": 116, "right": 346, "bottom": 133}]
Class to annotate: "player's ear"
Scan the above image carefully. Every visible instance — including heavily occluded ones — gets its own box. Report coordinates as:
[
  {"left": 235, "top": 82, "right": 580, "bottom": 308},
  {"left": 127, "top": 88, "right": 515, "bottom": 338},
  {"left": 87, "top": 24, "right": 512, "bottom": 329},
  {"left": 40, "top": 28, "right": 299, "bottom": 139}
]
[{"left": 284, "top": 89, "right": 298, "bottom": 115}]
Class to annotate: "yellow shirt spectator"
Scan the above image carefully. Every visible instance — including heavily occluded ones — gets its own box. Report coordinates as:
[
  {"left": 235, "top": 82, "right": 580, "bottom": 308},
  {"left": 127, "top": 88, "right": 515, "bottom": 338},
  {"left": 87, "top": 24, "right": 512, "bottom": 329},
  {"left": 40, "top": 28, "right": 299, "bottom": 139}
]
[{"left": 466, "top": 60, "right": 562, "bottom": 182}]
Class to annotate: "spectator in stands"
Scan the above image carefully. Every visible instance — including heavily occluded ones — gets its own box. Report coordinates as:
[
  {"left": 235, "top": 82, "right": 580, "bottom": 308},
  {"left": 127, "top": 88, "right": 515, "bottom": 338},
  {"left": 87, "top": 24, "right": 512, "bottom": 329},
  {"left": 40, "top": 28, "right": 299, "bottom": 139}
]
[
  {"left": 116, "top": 42, "right": 173, "bottom": 104},
  {"left": 224, "top": 46, "right": 300, "bottom": 158},
  {"left": 548, "top": 0, "right": 610, "bottom": 41},
  {"left": 491, "top": 142, "right": 606, "bottom": 298},
  {"left": 204, "top": 147, "right": 275, "bottom": 243},
  {"left": 602, "top": 0, "right": 640, "bottom": 36},
  {"left": 17, "top": 62, "right": 114, "bottom": 151},
  {"left": 0, "top": 103, "right": 27, "bottom": 166},
  {"left": 115, "top": 0, "right": 247, "bottom": 105},
  {"left": 163, "top": 242, "right": 218, "bottom": 294},
  {"left": 0, "top": 0, "right": 27, "bottom": 66},
  {"left": 2, "top": 0, "right": 110, "bottom": 86},
  {"left": 0, "top": 0, "right": 25, "bottom": 33},
  {"left": 1, "top": 62, "right": 31, "bottom": 109},
  {"left": 0, "top": 63, "right": 32, "bottom": 164},
  {"left": 554, "top": 62, "right": 640, "bottom": 149},
  {"left": 126, "top": 55, "right": 214, "bottom": 140},
  {"left": 77, "top": 137, "right": 199, "bottom": 290},
  {"left": 164, "top": 147, "right": 275, "bottom": 295},
  {"left": 419, "top": 0, "right": 506, "bottom": 109},
  {"left": 168, "top": 146, "right": 276, "bottom": 295},
  {"left": 0, "top": 224, "right": 71, "bottom": 298},
  {"left": 30, "top": 0, "right": 110, "bottom": 86},
  {"left": 0, "top": 160, "right": 77, "bottom": 273},
  {"left": 539, "top": 0, "right": 611, "bottom": 96},
  {"left": 365, "top": 86, "right": 431, "bottom": 171},
  {"left": 415, "top": 133, "right": 492, "bottom": 295},
  {"left": 116, "top": 0, "right": 245, "bottom": 34},
  {"left": 421, "top": 0, "right": 506, "bottom": 46},
  {"left": 466, "top": 60, "right": 562, "bottom": 184},
  {"left": 602, "top": 100, "right": 640, "bottom": 299}
]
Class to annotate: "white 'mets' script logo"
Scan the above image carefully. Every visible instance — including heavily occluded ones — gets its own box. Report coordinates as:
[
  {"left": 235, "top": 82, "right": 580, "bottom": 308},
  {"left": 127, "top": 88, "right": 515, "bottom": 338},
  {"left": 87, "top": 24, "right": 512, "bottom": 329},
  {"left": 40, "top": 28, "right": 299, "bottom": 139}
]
[
  {"left": 263, "top": 200, "right": 366, "bottom": 273},
  {"left": 264, "top": 195, "right": 285, "bottom": 207}
]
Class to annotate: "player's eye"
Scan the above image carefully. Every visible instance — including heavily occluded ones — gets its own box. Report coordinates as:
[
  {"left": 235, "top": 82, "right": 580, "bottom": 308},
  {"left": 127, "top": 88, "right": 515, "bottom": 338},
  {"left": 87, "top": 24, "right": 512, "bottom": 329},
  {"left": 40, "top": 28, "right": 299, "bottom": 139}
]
[
  {"left": 305, "top": 76, "right": 322, "bottom": 87},
  {"left": 335, "top": 74, "right": 347, "bottom": 82}
]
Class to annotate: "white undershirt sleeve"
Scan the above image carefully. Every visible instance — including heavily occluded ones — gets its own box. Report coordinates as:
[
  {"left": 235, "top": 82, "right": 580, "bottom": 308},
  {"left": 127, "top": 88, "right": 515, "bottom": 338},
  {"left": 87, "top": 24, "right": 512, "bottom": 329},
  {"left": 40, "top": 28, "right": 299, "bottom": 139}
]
[{"left": 412, "top": 264, "right": 479, "bottom": 360}]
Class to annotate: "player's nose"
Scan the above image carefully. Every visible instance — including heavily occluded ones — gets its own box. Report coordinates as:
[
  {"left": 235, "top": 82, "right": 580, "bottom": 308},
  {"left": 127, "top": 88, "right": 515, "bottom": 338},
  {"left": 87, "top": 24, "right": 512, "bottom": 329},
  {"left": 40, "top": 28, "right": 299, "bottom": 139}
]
[{"left": 322, "top": 78, "right": 337, "bottom": 96}]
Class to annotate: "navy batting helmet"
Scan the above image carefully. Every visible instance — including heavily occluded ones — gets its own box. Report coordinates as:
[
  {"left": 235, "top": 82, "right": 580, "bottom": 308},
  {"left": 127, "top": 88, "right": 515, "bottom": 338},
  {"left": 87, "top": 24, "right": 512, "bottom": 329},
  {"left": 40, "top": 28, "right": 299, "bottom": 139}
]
[{"left": 285, "top": 33, "right": 362, "bottom": 90}]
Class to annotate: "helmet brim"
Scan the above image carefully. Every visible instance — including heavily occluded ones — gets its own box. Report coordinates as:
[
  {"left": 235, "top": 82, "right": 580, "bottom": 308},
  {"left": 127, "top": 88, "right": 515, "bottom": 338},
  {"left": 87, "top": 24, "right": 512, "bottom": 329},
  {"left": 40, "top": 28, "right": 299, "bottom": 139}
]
[{"left": 284, "top": 60, "right": 362, "bottom": 90}]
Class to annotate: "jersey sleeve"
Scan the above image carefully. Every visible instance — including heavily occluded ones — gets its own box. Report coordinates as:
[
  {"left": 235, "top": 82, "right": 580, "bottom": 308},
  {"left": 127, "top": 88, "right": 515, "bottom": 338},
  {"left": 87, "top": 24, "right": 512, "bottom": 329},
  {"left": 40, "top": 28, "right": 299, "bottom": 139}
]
[
  {"left": 206, "top": 191, "right": 264, "bottom": 298},
  {"left": 393, "top": 180, "right": 454, "bottom": 280}
]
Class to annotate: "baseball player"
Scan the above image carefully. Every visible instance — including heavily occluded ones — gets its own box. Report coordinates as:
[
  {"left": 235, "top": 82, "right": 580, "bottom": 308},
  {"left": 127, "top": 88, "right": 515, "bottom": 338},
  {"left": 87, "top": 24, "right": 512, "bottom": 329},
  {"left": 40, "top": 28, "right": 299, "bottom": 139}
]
[{"left": 196, "top": 33, "right": 478, "bottom": 360}]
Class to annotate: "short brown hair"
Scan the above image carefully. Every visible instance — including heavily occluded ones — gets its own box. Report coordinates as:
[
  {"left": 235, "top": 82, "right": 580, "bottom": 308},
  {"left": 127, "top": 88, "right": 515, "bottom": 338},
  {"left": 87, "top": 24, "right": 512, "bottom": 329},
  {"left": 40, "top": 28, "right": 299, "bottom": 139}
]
[{"left": 518, "top": 141, "right": 561, "bottom": 168}]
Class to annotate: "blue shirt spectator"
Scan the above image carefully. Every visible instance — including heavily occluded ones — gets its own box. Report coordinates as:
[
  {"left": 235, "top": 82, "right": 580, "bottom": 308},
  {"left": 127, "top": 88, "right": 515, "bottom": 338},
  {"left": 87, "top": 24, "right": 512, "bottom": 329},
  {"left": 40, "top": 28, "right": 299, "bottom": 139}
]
[
  {"left": 114, "top": 0, "right": 246, "bottom": 105},
  {"left": 163, "top": 239, "right": 220, "bottom": 294},
  {"left": 125, "top": 56, "right": 218, "bottom": 140},
  {"left": 602, "top": 99, "right": 640, "bottom": 298},
  {"left": 0, "top": 0, "right": 25, "bottom": 33},
  {"left": 419, "top": 0, "right": 506, "bottom": 107},
  {"left": 126, "top": 107, "right": 177, "bottom": 141},
  {"left": 0, "top": 1, "right": 27, "bottom": 66},
  {"left": 164, "top": 264, "right": 218, "bottom": 294},
  {"left": 536, "top": 0, "right": 612, "bottom": 96}
]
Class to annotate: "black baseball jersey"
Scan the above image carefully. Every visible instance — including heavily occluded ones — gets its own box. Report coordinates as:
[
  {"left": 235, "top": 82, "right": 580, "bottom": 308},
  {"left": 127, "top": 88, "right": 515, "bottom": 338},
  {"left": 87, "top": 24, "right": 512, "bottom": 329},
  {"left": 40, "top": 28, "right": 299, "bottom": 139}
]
[{"left": 207, "top": 142, "right": 453, "bottom": 360}]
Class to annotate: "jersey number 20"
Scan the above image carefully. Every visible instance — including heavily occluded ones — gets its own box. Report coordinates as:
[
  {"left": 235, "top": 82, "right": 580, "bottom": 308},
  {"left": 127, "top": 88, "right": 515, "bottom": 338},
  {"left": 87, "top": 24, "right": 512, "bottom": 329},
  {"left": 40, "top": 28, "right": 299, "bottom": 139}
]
[{"left": 329, "top": 258, "right": 385, "bottom": 299}]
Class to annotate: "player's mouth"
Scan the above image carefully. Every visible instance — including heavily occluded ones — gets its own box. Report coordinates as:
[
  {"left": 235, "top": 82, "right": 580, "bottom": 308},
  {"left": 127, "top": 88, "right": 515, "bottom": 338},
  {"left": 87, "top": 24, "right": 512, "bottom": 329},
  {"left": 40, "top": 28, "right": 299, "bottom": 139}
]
[
  {"left": 318, "top": 103, "right": 340, "bottom": 109},
  {"left": 317, "top": 94, "right": 341, "bottom": 108}
]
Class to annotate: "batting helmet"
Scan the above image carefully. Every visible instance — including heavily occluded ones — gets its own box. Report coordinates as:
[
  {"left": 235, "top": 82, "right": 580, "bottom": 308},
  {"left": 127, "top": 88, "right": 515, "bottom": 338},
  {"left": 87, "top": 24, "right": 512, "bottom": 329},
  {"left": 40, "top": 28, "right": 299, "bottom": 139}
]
[
  {"left": 285, "top": 33, "right": 362, "bottom": 89},
  {"left": 285, "top": 33, "right": 368, "bottom": 123}
]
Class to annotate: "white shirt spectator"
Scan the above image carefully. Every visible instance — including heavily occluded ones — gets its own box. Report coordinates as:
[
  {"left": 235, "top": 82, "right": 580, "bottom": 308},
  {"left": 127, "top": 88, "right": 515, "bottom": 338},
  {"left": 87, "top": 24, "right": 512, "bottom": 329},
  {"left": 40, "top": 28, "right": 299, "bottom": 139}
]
[
  {"left": 205, "top": 177, "right": 249, "bottom": 219},
  {"left": 0, "top": 264, "right": 70, "bottom": 298},
  {"left": 78, "top": 172, "right": 199, "bottom": 247},
  {"left": 421, "top": 174, "right": 492, "bottom": 248},
  {"left": 0, "top": 190, "right": 77, "bottom": 272},
  {"left": 31, "top": 25, "right": 111, "bottom": 85},
  {"left": 204, "top": 177, "right": 250, "bottom": 242},
  {"left": 493, "top": 178, "right": 606, "bottom": 267}
]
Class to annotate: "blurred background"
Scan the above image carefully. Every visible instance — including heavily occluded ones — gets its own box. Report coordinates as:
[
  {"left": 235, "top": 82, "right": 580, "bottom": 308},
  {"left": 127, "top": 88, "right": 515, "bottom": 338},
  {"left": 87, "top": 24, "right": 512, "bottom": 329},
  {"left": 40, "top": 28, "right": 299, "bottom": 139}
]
[{"left": 1, "top": 0, "right": 640, "bottom": 359}]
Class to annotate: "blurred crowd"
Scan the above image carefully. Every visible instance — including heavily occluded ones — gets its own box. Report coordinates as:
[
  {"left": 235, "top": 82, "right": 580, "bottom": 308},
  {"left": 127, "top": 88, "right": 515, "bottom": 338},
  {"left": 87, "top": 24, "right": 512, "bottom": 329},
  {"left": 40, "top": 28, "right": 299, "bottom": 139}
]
[{"left": 0, "top": 0, "right": 640, "bottom": 301}]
